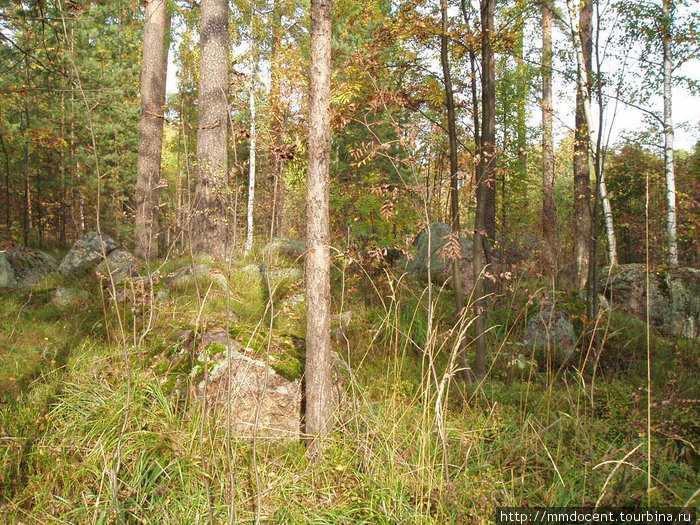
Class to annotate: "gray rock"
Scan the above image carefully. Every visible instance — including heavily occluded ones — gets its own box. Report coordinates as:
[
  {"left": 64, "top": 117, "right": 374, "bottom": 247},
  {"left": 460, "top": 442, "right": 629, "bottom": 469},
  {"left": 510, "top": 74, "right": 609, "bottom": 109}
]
[
  {"left": 404, "top": 222, "right": 474, "bottom": 289},
  {"left": 192, "top": 329, "right": 302, "bottom": 439},
  {"left": 523, "top": 292, "right": 579, "bottom": 366},
  {"left": 0, "top": 247, "right": 58, "bottom": 286},
  {"left": 169, "top": 263, "right": 232, "bottom": 293},
  {"left": 281, "top": 293, "right": 305, "bottom": 311},
  {"left": 600, "top": 264, "right": 700, "bottom": 340},
  {"left": 0, "top": 252, "right": 18, "bottom": 287},
  {"left": 51, "top": 287, "right": 89, "bottom": 307},
  {"left": 267, "top": 266, "right": 303, "bottom": 285},
  {"left": 262, "top": 238, "right": 307, "bottom": 262},
  {"left": 95, "top": 248, "right": 137, "bottom": 285},
  {"left": 241, "top": 264, "right": 262, "bottom": 278},
  {"left": 59, "top": 232, "right": 118, "bottom": 274},
  {"left": 332, "top": 310, "right": 353, "bottom": 341}
]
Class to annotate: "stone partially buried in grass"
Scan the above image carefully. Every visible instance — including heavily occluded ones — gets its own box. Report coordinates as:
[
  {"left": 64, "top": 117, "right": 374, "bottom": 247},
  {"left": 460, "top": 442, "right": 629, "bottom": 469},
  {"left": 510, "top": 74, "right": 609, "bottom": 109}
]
[
  {"left": 190, "top": 329, "right": 302, "bottom": 439},
  {"left": 51, "top": 287, "right": 90, "bottom": 308}
]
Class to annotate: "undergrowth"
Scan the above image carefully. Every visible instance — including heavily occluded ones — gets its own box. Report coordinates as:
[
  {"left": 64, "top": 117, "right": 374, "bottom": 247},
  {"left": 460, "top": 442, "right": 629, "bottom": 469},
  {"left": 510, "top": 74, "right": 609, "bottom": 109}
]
[{"left": 0, "top": 254, "right": 698, "bottom": 523}]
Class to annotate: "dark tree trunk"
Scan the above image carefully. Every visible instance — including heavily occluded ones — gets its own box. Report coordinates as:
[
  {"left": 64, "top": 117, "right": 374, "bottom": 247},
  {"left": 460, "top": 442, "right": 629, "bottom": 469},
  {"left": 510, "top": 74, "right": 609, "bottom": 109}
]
[
  {"left": 542, "top": 0, "right": 557, "bottom": 272},
  {"left": 441, "top": 0, "right": 470, "bottom": 381},
  {"left": 573, "top": 0, "right": 593, "bottom": 288},
  {"left": 473, "top": 0, "right": 496, "bottom": 380},
  {"left": 135, "top": 0, "right": 169, "bottom": 259}
]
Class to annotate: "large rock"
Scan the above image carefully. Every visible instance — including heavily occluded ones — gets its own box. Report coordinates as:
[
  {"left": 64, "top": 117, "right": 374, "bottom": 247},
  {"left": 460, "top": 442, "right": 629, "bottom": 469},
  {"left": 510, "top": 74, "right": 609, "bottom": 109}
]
[
  {"left": 190, "top": 330, "right": 302, "bottom": 439},
  {"left": 0, "top": 246, "right": 58, "bottom": 287},
  {"left": 600, "top": 264, "right": 700, "bottom": 340},
  {"left": 404, "top": 222, "right": 474, "bottom": 289},
  {"left": 523, "top": 292, "right": 579, "bottom": 367},
  {"left": 0, "top": 252, "right": 18, "bottom": 287},
  {"left": 262, "top": 238, "right": 307, "bottom": 262},
  {"left": 168, "top": 263, "right": 229, "bottom": 292},
  {"left": 59, "top": 232, "right": 118, "bottom": 274},
  {"left": 95, "top": 248, "right": 138, "bottom": 285}
]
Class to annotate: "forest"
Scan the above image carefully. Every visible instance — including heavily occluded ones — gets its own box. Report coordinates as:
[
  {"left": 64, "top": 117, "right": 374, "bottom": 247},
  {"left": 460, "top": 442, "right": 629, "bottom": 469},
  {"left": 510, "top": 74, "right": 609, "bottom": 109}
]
[{"left": 0, "top": 0, "right": 698, "bottom": 522}]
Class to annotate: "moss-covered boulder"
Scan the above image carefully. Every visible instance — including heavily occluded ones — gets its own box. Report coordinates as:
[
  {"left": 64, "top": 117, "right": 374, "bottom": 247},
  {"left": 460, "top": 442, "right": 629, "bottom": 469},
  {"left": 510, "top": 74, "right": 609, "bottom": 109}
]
[
  {"left": 523, "top": 291, "right": 582, "bottom": 367},
  {"left": 600, "top": 264, "right": 700, "bottom": 340},
  {"left": 404, "top": 222, "right": 474, "bottom": 288},
  {"left": 0, "top": 251, "right": 18, "bottom": 287},
  {"left": 167, "top": 263, "right": 229, "bottom": 292},
  {"left": 51, "top": 287, "right": 90, "bottom": 308},
  {"left": 262, "top": 237, "right": 307, "bottom": 263},
  {"left": 0, "top": 246, "right": 58, "bottom": 287},
  {"left": 59, "top": 231, "right": 118, "bottom": 274},
  {"left": 94, "top": 247, "right": 138, "bottom": 285}
]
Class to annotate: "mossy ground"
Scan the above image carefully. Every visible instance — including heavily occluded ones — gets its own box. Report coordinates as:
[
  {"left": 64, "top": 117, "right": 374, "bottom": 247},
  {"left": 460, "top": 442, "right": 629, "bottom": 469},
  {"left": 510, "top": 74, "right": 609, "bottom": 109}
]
[{"left": 0, "top": 257, "right": 698, "bottom": 523}]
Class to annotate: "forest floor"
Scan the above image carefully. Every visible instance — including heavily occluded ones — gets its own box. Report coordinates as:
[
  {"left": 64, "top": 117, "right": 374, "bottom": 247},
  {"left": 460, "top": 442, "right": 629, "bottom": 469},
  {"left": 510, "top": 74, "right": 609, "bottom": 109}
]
[{"left": 0, "top": 251, "right": 698, "bottom": 524}]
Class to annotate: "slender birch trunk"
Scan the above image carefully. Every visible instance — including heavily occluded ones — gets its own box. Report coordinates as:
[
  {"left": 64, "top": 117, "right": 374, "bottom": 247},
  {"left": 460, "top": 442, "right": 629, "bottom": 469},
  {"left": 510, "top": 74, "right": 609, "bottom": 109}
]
[
  {"left": 245, "top": 10, "right": 257, "bottom": 255},
  {"left": 662, "top": 0, "right": 678, "bottom": 266}
]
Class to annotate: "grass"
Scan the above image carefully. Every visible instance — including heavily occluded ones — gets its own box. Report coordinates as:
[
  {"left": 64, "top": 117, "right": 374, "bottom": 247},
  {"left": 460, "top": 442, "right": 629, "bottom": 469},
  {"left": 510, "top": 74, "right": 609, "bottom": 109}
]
[{"left": 0, "top": 253, "right": 698, "bottom": 523}]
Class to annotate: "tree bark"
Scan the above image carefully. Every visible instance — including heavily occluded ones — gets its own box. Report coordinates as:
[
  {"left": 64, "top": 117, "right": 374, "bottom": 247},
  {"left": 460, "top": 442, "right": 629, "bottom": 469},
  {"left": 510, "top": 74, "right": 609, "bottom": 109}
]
[
  {"left": 662, "top": 0, "right": 678, "bottom": 266},
  {"left": 306, "top": 0, "right": 333, "bottom": 457},
  {"left": 542, "top": 0, "right": 557, "bottom": 271},
  {"left": 571, "top": 0, "right": 593, "bottom": 288},
  {"left": 482, "top": 0, "right": 496, "bottom": 241},
  {"left": 441, "top": 0, "right": 471, "bottom": 381},
  {"left": 135, "top": 0, "right": 169, "bottom": 260},
  {"left": 193, "top": 0, "right": 229, "bottom": 258},
  {"left": 473, "top": 0, "right": 496, "bottom": 380},
  {"left": 245, "top": 10, "right": 257, "bottom": 255},
  {"left": 269, "top": 0, "right": 286, "bottom": 239}
]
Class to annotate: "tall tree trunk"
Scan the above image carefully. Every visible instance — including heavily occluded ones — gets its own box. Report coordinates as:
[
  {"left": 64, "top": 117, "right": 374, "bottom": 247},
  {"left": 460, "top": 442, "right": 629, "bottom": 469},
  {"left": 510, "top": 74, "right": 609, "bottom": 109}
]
[
  {"left": 245, "top": 11, "right": 257, "bottom": 255},
  {"left": 306, "top": 0, "right": 333, "bottom": 457},
  {"left": 568, "top": 0, "right": 618, "bottom": 290},
  {"left": 269, "top": 0, "right": 286, "bottom": 239},
  {"left": 662, "top": 0, "right": 678, "bottom": 266},
  {"left": 135, "top": 0, "right": 169, "bottom": 260},
  {"left": 193, "top": 0, "right": 229, "bottom": 258},
  {"left": 0, "top": 134, "right": 11, "bottom": 240},
  {"left": 482, "top": 0, "right": 496, "bottom": 241},
  {"left": 571, "top": 0, "right": 593, "bottom": 288},
  {"left": 473, "top": 0, "right": 496, "bottom": 380},
  {"left": 440, "top": 0, "right": 470, "bottom": 380},
  {"left": 542, "top": 0, "right": 557, "bottom": 271}
]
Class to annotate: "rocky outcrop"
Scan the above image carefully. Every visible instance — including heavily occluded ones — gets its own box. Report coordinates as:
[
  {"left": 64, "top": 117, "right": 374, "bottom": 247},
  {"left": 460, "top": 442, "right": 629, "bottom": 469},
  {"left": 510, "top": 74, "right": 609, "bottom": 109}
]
[
  {"left": 600, "top": 264, "right": 699, "bottom": 340},
  {"left": 59, "top": 232, "right": 118, "bottom": 274},
  {"left": 0, "top": 246, "right": 58, "bottom": 287}
]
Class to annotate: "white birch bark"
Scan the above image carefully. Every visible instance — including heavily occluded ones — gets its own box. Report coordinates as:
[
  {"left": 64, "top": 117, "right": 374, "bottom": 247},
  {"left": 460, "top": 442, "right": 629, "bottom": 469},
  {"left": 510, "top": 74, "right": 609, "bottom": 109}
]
[
  {"left": 662, "top": 0, "right": 678, "bottom": 266},
  {"left": 245, "top": 13, "right": 257, "bottom": 255}
]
